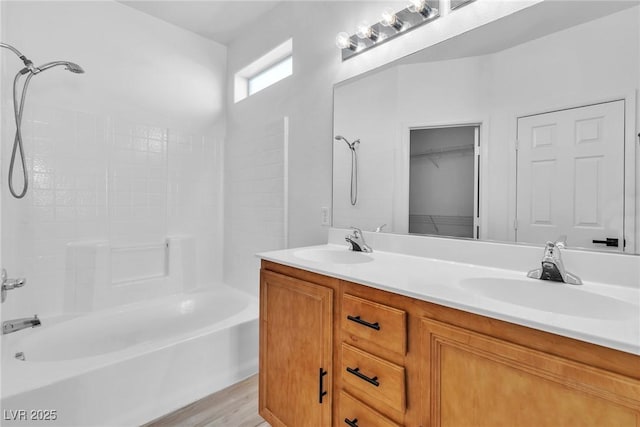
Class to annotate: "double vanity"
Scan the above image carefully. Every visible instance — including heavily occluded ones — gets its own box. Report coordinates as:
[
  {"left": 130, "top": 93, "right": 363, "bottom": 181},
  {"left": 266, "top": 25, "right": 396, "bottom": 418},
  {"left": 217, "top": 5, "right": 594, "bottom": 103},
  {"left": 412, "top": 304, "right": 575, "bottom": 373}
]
[{"left": 257, "top": 229, "right": 640, "bottom": 427}]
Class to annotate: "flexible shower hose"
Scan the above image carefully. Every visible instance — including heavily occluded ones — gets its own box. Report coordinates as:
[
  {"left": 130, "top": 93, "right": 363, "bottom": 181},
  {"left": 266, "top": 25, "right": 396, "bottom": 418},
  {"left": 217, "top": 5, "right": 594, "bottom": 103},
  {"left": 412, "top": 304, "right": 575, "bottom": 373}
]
[
  {"left": 349, "top": 146, "right": 358, "bottom": 206},
  {"left": 8, "top": 69, "right": 33, "bottom": 199}
]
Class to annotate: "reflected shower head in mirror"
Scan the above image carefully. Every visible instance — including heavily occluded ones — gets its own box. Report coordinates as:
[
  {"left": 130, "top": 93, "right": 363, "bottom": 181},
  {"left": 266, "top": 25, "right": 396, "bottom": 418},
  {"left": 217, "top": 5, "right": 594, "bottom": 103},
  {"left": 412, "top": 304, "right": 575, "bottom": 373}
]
[
  {"left": 335, "top": 135, "right": 360, "bottom": 206},
  {"left": 334, "top": 135, "right": 360, "bottom": 151}
]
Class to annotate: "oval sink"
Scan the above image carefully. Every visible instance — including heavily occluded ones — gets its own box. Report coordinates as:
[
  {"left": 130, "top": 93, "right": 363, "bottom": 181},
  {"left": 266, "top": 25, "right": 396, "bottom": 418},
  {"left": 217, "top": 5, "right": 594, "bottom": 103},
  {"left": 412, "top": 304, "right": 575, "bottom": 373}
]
[
  {"left": 293, "top": 248, "right": 373, "bottom": 264},
  {"left": 458, "top": 278, "right": 637, "bottom": 320}
]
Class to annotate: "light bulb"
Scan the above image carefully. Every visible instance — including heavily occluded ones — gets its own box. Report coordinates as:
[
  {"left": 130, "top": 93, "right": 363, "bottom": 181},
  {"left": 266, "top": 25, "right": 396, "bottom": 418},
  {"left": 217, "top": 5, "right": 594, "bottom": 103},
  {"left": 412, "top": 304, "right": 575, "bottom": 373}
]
[
  {"left": 407, "top": 0, "right": 424, "bottom": 11},
  {"left": 335, "top": 32, "right": 355, "bottom": 50},
  {"left": 408, "top": 0, "right": 432, "bottom": 16},
  {"left": 356, "top": 22, "right": 371, "bottom": 39},
  {"left": 356, "top": 21, "right": 378, "bottom": 41},
  {"left": 381, "top": 8, "right": 403, "bottom": 31}
]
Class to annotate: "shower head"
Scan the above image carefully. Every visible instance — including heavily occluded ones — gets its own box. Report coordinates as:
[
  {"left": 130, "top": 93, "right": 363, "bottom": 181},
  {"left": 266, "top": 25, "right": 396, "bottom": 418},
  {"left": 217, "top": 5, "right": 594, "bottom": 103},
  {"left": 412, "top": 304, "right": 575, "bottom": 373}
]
[
  {"left": 1, "top": 44, "right": 84, "bottom": 74},
  {"left": 65, "top": 62, "right": 85, "bottom": 74},
  {"left": 2, "top": 45, "right": 84, "bottom": 199},
  {"left": 334, "top": 135, "right": 359, "bottom": 150},
  {"left": 33, "top": 61, "right": 85, "bottom": 75}
]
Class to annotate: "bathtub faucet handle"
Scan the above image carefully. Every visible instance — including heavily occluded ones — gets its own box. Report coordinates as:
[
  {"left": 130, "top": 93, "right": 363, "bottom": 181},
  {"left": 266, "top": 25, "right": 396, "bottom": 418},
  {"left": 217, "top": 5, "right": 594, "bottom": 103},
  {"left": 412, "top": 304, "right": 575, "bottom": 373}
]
[{"left": 1, "top": 268, "right": 27, "bottom": 303}]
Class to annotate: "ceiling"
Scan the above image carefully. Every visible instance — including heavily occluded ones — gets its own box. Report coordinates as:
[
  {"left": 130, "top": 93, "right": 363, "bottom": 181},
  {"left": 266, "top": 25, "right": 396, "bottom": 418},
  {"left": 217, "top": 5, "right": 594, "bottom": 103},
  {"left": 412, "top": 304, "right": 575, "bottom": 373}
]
[{"left": 119, "top": 1, "right": 283, "bottom": 45}]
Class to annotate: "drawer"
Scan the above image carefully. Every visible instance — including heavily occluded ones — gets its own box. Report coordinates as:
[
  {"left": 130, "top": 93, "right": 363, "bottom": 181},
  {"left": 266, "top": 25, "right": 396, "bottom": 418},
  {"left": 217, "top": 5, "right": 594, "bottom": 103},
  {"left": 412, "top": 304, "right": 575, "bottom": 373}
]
[
  {"left": 341, "top": 343, "right": 406, "bottom": 413},
  {"left": 340, "top": 391, "right": 402, "bottom": 427},
  {"left": 343, "top": 294, "right": 406, "bottom": 355}
]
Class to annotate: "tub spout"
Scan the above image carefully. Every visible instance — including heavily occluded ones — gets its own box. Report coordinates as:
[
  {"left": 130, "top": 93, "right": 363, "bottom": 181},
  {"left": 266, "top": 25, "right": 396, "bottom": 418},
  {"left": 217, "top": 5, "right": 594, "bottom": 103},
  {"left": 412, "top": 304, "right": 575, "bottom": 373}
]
[{"left": 2, "top": 315, "right": 41, "bottom": 335}]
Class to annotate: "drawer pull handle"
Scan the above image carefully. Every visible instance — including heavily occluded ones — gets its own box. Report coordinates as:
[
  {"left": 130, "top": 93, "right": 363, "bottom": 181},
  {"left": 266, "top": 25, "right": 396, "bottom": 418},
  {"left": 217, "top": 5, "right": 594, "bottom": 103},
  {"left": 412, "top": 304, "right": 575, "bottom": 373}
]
[
  {"left": 347, "top": 315, "right": 380, "bottom": 331},
  {"left": 318, "top": 368, "right": 328, "bottom": 403},
  {"left": 344, "top": 417, "right": 359, "bottom": 427},
  {"left": 346, "top": 367, "right": 379, "bottom": 387}
]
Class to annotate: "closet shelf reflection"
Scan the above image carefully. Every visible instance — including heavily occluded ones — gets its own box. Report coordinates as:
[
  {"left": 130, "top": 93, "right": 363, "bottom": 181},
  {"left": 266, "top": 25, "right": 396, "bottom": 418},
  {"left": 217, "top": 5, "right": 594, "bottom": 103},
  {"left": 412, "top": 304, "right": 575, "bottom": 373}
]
[
  {"left": 410, "top": 143, "right": 474, "bottom": 157},
  {"left": 409, "top": 214, "right": 473, "bottom": 226}
]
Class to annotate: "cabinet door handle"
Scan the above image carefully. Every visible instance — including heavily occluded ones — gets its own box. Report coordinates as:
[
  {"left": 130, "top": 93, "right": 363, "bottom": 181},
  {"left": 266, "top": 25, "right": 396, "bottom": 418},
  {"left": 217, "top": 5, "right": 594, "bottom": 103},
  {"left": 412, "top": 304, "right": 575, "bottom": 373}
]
[
  {"left": 347, "top": 315, "right": 380, "bottom": 331},
  {"left": 344, "top": 417, "right": 359, "bottom": 427},
  {"left": 346, "top": 367, "right": 379, "bottom": 387},
  {"left": 318, "top": 368, "right": 328, "bottom": 403}
]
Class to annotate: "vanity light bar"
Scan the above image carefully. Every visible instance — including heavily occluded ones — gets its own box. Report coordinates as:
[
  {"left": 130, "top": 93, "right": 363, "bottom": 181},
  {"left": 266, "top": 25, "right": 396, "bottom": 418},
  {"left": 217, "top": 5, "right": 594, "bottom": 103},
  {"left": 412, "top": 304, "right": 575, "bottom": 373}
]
[
  {"left": 336, "top": 0, "right": 479, "bottom": 61},
  {"left": 336, "top": 0, "right": 440, "bottom": 61}
]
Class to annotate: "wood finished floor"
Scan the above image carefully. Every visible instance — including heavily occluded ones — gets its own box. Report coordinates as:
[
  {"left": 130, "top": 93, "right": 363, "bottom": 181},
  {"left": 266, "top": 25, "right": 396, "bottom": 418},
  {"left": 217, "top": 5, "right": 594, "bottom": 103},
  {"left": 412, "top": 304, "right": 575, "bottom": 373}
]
[{"left": 145, "top": 375, "right": 268, "bottom": 427}]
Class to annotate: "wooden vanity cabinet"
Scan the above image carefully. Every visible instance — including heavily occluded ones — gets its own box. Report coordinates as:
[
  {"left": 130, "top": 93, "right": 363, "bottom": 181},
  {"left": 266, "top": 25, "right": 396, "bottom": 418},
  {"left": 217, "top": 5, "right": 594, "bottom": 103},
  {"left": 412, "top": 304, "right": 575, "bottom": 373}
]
[
  {"left": 259, "top": 262, "right": 339, "bottom": 427},
  {"left": 420, "top": 318, "right": 640, "bottom": 427},
  {"left": 260, "top": 262, "right": 640, "bottom": 427}
]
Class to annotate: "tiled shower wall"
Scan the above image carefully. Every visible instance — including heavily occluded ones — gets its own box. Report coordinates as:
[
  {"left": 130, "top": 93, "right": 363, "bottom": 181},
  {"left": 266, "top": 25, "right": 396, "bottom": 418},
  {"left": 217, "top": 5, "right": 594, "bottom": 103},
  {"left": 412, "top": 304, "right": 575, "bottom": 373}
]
[
  {"left": 1, "top": 102, "right": 223, "bottom": 319},
  {"left": 224, "top": 118, "right": 287, "bottom": 296},
  {"left": 1, "top": 0, "right": 226, "bottom": 320}
]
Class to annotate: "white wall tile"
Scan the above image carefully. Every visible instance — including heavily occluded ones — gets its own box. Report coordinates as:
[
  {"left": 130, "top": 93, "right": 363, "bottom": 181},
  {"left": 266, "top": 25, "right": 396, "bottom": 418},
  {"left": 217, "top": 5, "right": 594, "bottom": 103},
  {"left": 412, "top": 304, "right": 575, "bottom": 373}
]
[
  {"left": 1, "top": 0, "right": 226, "bottom": 319},
  {"left": 224, "top": 118, "right": 286, "bottom": 295}
]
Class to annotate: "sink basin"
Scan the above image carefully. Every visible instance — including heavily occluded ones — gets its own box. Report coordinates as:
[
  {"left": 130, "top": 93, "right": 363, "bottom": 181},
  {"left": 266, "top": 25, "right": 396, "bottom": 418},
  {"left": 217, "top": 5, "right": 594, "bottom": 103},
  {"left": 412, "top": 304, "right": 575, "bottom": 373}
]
[
  {"left": 458, "top": 278, "right": 637, "bottom": 320},
  {"left": 293, "top": 248, "right": 373, "bottom": 265}
]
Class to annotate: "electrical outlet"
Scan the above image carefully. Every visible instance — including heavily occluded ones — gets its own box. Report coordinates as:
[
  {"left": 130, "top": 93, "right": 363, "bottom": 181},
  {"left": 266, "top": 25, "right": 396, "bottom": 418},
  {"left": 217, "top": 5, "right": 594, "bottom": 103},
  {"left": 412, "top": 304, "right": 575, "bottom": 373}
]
[{"left": 320, "top": 207, "right": 330, "bottom": 226}]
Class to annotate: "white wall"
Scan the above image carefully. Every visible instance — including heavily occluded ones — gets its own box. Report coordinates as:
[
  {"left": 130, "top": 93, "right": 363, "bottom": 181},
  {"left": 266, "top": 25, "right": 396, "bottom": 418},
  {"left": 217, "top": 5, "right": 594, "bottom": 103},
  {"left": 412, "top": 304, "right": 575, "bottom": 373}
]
[
  {"left": 1, "top": 1, "right": 226, "bottom": 318},
  {"left": 225, "top": 0, "right": 539, "bottom": 295},
  {"left": 333, "top": 6, "right": 639, "bottom": 245}
]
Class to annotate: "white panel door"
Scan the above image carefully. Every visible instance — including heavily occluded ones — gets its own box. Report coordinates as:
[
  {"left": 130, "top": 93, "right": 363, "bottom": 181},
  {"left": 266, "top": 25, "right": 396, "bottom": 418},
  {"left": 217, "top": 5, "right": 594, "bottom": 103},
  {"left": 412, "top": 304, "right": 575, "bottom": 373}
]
[{"left": 516, "top": 100, "right": 625, "bottom": 251}]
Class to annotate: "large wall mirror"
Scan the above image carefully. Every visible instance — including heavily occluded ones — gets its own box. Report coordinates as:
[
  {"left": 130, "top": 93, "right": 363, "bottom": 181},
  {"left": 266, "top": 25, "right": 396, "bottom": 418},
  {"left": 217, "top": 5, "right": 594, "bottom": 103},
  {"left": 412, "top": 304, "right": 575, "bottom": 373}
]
[{"left": 333, "top": 0, "right": 639, "bottom": 254}]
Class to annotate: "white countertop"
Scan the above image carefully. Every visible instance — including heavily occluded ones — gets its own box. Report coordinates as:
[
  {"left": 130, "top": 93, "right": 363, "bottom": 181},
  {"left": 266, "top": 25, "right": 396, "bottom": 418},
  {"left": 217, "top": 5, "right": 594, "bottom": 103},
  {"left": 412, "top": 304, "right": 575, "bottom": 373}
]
[{"left": 258, "top": 243, "right": 640, "bottom": 356}]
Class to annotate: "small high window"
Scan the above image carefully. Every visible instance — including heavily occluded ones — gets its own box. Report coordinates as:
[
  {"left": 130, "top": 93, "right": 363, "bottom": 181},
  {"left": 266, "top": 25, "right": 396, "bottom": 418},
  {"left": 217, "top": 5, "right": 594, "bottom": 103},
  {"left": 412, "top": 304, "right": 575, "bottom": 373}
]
[
  {"left": 248, "top": 56, "right": 292, "bottom": 96},
  {"left": 234, "top": 39, "right": 293, "bottom": 102}
]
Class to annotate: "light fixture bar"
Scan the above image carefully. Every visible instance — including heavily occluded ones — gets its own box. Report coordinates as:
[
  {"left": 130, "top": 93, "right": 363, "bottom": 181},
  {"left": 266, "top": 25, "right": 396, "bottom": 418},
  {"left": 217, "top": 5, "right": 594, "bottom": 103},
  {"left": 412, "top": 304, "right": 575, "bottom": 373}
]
[{"left": 337, "top": 0, "right": 439, "bottom": 61}]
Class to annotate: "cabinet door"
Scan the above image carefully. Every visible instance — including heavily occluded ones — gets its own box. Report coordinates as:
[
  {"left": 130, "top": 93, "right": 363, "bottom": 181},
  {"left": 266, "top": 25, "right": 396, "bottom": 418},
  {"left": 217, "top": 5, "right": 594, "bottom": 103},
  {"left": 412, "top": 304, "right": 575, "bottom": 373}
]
[
  {"left": 259, "top": 270, "right": 333, "bottom": 427},
  {"left": 420, "top": 318, "right": 640, "bottom": 427}
]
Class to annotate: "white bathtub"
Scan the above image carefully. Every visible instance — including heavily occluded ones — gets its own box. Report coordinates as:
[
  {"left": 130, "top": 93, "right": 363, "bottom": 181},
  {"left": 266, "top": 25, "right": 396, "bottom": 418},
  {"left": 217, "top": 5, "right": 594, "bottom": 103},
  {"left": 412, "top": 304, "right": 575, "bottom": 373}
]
[{"left": 0, "top": 285, "right": 258, "bottom": 426}]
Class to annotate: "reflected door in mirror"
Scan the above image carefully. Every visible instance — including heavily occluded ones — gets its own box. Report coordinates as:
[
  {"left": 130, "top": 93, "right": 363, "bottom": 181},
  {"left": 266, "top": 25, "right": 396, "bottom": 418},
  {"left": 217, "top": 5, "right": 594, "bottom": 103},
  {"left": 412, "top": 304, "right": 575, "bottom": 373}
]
[{"left": 516, "top": 100, "right": 625, "bottom": 251}]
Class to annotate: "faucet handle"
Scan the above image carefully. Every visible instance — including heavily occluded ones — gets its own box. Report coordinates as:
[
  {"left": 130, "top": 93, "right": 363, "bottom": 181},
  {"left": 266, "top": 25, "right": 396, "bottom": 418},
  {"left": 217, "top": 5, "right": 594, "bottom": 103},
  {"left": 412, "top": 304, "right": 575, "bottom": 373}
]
[
  {"left": 545, "top": 236, "right": 567, "bottom": 250},
  {"left": 554, "top": 235, "right": 567, "bottom": 249},
  {"left": 375, "top": 224, "right": 387, "bottom": 233},
  {"left": 349, "top": 226, "right": 363, "bottom": 238},
  {"left": 3, "top": 278, "right": 26, "bottom": 290},
  {"left": 2, "top": 269, "right": 26, "bottom": 290},
  {"left": 1, "top": 269, "right": 27, "bottom": 303}
]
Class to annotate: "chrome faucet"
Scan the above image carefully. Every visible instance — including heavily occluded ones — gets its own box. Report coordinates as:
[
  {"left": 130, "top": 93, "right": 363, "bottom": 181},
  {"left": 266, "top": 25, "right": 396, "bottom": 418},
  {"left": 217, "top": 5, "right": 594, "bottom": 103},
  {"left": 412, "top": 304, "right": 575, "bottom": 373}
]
[
  {"left": 527, "top": 237, "right": 582, "bottom": 285},
  {"left": 2, "top": 315, "right": 41, "bottom": 335},
  {"left": 345, "top": 227, "right": 372, "bottom": 253},
  {"left": 1, "top": 268, "right": 26, "bottom": 303}
]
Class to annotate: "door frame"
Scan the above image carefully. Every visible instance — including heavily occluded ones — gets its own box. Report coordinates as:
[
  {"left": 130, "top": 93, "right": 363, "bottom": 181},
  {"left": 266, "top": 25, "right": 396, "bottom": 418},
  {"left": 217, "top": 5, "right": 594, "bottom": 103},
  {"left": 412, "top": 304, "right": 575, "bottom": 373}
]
[
  {"left": 509, "top": 92, "right": 637, "bottom": 253},
  {"left": 396, "top": 119, "right": 487, "bottom": 238}
]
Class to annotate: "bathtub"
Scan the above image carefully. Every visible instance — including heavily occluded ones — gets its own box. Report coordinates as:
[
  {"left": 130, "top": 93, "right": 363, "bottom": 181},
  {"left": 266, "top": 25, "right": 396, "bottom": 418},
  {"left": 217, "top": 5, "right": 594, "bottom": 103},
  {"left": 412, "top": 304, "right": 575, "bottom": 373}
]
[{"left": 0, "top": 285, "right": 258, "bottom": 426}]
